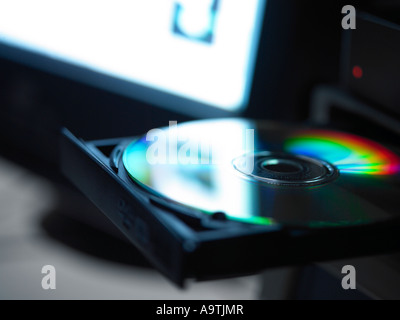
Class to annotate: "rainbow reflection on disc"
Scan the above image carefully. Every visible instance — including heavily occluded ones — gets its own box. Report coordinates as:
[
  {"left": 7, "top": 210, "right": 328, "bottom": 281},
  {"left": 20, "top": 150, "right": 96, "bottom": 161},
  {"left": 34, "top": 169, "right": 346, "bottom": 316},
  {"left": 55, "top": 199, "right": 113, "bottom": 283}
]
[
  {"left": 285, "top": 130, "right": 400, "bottom": 175},
  {"left": 121, "top": 119, "right": 400, "bottom": 228}
]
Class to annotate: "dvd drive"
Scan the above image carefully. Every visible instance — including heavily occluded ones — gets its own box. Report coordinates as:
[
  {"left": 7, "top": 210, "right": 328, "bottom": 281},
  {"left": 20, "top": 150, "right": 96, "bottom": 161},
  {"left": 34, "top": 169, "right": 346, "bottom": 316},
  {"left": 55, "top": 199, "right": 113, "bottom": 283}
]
[{"left": 60, "top": 119, "right": 400, "bottom": 286}]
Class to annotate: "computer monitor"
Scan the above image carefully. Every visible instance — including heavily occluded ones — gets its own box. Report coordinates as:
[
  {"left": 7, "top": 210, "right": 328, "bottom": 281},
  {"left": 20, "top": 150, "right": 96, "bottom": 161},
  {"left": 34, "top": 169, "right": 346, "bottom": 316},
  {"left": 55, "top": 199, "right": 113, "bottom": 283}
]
[
  {"left": 0, "top": 0, "right": 344, "bottom": 171},
  {"left": 0, "top": 0, "right": 266, "bottom": 117}
]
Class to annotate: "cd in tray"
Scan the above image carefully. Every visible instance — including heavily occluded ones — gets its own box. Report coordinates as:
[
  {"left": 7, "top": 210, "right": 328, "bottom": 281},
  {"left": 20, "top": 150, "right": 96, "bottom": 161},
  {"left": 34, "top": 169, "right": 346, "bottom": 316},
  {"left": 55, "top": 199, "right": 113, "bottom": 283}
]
[{"left": 60, "top": 119, "right": 400, "bottom": 286}]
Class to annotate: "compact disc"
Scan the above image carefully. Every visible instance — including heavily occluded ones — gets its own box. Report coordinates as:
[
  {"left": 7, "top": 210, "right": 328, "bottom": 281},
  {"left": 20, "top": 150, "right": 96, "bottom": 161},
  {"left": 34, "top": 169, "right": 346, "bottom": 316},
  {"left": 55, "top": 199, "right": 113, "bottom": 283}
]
[{"left": 122, "top": 119, "right": 400, "bottom": 227}]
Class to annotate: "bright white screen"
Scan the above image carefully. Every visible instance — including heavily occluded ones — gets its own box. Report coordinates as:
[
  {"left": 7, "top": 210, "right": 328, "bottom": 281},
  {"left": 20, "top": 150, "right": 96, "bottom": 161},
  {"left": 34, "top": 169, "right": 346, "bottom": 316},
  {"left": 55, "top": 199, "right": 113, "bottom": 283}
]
[{"left": 0, "top": 0, "right": 266, "bottom": 111}]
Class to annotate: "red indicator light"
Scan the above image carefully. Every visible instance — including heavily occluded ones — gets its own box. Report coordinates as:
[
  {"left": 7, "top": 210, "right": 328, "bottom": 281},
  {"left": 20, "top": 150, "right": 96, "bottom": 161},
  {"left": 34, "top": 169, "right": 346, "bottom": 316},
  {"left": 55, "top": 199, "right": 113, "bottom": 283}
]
[{"left": 352, "top": 65, "right": 363, "bottom": 79}]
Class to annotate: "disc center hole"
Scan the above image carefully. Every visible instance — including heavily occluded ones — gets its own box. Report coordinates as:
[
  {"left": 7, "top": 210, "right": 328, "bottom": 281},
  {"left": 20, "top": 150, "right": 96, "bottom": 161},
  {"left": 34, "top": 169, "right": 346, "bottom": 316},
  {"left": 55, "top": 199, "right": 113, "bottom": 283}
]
[{"left": 262, "top": 159, "right": 303, "bottom": 174}]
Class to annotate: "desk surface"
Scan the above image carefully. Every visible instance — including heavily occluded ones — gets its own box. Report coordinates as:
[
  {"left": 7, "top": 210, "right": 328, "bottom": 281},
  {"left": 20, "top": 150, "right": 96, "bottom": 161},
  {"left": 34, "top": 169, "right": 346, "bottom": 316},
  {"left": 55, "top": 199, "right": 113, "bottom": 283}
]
[{"left": 0, "top": 156, "right": 260, "bottom": 300}]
